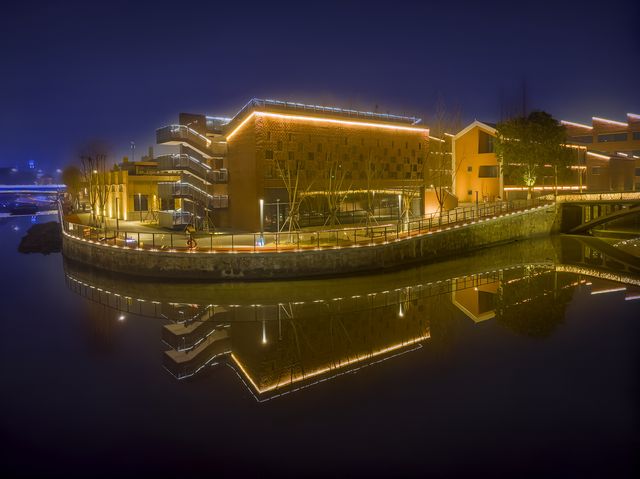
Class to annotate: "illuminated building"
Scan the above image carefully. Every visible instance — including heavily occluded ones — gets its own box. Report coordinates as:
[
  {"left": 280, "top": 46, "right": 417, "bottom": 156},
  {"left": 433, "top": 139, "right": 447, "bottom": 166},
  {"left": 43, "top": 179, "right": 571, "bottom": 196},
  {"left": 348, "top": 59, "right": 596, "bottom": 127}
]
[
  {"left": 452, "top": 121, "right": 502, "bottom": 202},
  {"left": 452, "top": 119, "right": 590, "bottom": 201},
  {"left": 154, "top": 99, "right": 434, "bottom": 231},
  {"left": 561, "top": 114, "right": 640, "bottom": 191}
]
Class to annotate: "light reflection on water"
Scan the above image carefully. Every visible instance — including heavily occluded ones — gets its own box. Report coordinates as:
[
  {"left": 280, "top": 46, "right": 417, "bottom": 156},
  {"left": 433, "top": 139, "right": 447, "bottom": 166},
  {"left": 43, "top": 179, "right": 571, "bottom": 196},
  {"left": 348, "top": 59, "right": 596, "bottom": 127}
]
[
  {"left": 2, "top": 214, "right": 639, "bottom": 477},
  {"left": 62, "top": 233, "right": 640, "bottom": 401}
]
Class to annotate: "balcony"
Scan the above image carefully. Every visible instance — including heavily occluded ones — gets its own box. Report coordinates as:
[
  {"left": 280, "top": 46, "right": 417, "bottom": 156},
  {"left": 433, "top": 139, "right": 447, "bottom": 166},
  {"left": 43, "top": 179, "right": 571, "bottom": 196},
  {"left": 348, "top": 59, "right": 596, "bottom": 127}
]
[
  {"left": 158, "top": 182, "right": 228, "bottom": 209},
  {"left": 156, "top": 125, "right": 213, "bottom": 158},
  {"left": 157, "top": 154, "right": 212, "bottom": 182}
]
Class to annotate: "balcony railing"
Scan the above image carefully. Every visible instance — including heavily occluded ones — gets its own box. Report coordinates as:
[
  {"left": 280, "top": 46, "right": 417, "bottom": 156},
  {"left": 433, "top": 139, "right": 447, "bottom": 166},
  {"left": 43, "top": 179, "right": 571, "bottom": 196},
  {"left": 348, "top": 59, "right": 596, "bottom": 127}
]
[
  {"left": 158, "top": 182, "right": 228, "bottom": 209},
  {"left": 157, "top": 154, "right": 212, "bottom": 181},
  {"left": 156, "top": 125, "right": 213, "bottom": 157}
]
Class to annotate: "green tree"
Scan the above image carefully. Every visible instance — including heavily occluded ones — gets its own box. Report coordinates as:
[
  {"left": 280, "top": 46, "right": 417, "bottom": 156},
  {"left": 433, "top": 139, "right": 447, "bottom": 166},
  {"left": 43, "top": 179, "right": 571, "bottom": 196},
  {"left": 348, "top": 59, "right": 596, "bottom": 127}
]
[{"left": 495, "top": 111, "right": 573, "bottom": 199}]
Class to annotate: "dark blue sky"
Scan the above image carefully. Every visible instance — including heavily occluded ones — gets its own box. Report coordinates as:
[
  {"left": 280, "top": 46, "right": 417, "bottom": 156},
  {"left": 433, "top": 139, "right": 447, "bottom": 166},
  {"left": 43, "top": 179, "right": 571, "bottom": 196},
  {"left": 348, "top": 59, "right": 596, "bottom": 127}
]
[{"left": 1, "top": 0, "right": 639, "bottom": 171}]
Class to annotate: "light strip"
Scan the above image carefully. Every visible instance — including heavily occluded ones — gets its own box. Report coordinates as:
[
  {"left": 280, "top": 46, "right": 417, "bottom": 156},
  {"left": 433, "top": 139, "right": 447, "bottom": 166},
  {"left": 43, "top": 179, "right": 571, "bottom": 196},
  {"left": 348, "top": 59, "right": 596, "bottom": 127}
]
[
  {"left": 561, "top": 120, "right": 592, "bottom": 130},
  {"left": 591, "top": 287, "right": 626, "bottom": 295},
  {"left": 226, "top": 111, "right": 429, "bottom": 140},
  {"left": 231, "top": 333, "right": 430, "bottom": 394},
  {"left": 587, "top": 151, "right": 611, "bottom": 160},
  {"left": 429, "top": 135, "right": 445, "bottom": 142},
  {"left": 503, "top": 185, "right": 584, "bottom": 191},
  {"left": 592, "top": 117, "right": 628, "bottom": 127},
  {"left": 625, "top": 295, "right": 640, "bottom": 301}
]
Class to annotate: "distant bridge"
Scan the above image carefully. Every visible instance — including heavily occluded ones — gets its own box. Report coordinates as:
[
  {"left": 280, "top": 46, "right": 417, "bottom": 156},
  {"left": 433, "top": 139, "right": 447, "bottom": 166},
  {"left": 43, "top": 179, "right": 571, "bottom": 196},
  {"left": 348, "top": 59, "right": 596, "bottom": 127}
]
[{"left": 0, "top": 184, "right": 66, "bottom": 194}]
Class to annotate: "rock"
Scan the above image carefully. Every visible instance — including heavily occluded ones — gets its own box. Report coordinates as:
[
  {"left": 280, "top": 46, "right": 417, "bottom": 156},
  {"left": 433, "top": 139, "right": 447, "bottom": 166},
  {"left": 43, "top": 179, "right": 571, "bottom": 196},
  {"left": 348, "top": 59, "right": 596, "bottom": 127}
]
[{"left": 18, "top": 222, "right": 62, "bottom": 255}]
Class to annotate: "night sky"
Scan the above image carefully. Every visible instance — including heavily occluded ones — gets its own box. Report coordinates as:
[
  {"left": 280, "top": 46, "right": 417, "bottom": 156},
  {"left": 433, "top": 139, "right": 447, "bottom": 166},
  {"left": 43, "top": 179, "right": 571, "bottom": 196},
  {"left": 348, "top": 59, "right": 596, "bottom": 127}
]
[{"left": 2, "top": 0, "right": 639, "bottom": 171}]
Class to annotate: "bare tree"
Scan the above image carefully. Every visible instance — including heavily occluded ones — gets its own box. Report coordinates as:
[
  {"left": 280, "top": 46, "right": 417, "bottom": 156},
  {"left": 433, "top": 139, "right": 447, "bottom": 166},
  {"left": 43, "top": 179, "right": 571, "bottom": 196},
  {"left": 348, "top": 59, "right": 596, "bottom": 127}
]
[
  {"left": 79, "top": 141, "right": 111, "bottom": 227},
  {"left": 424, "top": 98, "right": 461, "bottom": 214},
  {"left": 362, "top": 149, "right": 379, "bottom": 232},
  {"left": 321, "top": 152, "right": 351, "bottom": 228},
  {"left": 275, "top": 156, "right": 309, "bottom": 237}
]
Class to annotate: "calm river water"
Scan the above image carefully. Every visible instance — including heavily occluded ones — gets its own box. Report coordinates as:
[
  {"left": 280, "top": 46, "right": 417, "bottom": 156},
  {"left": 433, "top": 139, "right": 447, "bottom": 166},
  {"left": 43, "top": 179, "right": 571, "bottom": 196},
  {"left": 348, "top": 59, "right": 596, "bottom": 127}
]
[{"left": 1, "top": 214, "right": 639, "bottom": 478}]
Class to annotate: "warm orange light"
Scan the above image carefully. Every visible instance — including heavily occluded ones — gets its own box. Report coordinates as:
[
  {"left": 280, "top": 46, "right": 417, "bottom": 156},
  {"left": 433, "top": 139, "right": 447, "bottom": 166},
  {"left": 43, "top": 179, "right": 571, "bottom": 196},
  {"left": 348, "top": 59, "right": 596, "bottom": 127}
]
[
  {"left": 226, "top": 111, "right": 429, "bottom": 140},
  {"left": 592, "top": 117, "right": 627, "bottom": 127},
  {"left": 587, "top": 151, "right": 611, "bottom": 160},
  {"left": 561, "top": 120, "right": 593, "bottom": 130},
  {"left": 231, "top": 333, "right": 430, "bottom": 394}
]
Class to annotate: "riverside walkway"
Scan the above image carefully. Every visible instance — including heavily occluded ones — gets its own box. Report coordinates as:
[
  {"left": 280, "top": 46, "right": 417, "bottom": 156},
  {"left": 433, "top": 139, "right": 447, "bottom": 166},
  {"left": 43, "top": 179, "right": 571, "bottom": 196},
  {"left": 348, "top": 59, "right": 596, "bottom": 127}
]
[{"left": 62, "top": 199, "right": 548, "bottom": 254}]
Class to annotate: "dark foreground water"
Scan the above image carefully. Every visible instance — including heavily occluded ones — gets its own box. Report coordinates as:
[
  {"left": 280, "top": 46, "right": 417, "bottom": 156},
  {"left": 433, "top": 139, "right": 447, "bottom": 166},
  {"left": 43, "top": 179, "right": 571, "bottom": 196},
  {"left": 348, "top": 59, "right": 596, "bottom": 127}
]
[{"left": 1, "top": 214, "right": 639, "bottom": 478}]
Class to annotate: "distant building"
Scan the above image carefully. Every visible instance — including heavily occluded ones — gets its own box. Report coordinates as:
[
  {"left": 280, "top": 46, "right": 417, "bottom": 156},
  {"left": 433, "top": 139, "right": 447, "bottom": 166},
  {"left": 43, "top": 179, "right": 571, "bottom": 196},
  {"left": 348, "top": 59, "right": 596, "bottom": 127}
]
[{"left": 561, "top": 114, "right": 640, "bottom": 191}]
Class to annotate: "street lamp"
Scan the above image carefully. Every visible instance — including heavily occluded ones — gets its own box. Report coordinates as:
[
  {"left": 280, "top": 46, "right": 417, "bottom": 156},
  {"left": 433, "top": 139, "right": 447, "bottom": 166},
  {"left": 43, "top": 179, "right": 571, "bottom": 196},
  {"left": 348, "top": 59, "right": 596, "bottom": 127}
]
[
  {"left": 114, "top": 188, "right": 119, "bottom": 233},
  {"left": 259, "top": 198, "right": 264, "bottom": 245}
]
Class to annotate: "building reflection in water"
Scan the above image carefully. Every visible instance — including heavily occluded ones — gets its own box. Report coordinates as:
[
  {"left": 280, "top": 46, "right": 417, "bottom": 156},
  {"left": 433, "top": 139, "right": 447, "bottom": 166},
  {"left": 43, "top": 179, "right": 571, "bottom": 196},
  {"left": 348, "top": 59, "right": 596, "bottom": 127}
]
[{"left": 64, "top": 236, "right": 640, "bottom": 401}]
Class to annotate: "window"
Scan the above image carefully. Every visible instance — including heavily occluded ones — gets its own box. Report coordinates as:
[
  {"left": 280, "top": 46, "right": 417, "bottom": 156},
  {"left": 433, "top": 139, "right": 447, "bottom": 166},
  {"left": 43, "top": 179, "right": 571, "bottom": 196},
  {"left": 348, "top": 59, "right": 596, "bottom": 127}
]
[
  {"left": 467, "top": 166, "right": 473, "bottom": 172},
  {"left": 467, "top": 190, "right": 472, "bottom": 196},
  {"left": 288, "top": 151, "right": 295, "bottom": 161},
  {"left": 478, "top": 165, "right": 498, "bottom": 178},
  {"left": 591, "top": 166, "right": 601, "bottom": 175},
  {"left": 635, "top": 167, "right": 640, "bottom": 176},
  {"left": 597, "top": 133, "right": 627, "bottom": 142},
  {"left": 317, "top": 143, "right": 322, "bottom": 152},
  {"left": 633, "top": 132, "right": 640, "bottom": 140},
  {"left": 478, "top": 131, "right": 494, "bottom": 153},
  {"left": 134, "top": 194, "right": 148, "bottom": 211},
  {"left": 307, "top": 152, "right": 315, "bottom": 161},
  {"left": 265, "top": 150, "right": 273, "bottom": 160},
  {"left": 276, "top": 140, "right": 282, "bottom": 151},
  {"left": 572, "top": 135, "right": 593, "bottom": 144},
  {"left": 266, "top": 131, "right": 271, "bottom": 140},
  {"left": 288, "top": 133, "right": 293, "bottom": 141}
]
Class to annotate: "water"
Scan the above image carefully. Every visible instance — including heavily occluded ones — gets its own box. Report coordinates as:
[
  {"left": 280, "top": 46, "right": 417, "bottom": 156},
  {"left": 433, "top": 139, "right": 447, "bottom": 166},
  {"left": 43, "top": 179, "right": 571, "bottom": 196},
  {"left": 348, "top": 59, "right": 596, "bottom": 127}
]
[{"left": 1, "top": 214, "right": 639, "bottom": 477}]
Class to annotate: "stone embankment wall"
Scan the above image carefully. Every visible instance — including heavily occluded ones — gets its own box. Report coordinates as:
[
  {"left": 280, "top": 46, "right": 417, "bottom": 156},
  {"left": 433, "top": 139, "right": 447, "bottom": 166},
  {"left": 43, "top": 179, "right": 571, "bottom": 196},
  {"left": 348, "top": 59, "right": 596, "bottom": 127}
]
[{"left": 62, "top": 204, "right": 557, "bottom": 280}]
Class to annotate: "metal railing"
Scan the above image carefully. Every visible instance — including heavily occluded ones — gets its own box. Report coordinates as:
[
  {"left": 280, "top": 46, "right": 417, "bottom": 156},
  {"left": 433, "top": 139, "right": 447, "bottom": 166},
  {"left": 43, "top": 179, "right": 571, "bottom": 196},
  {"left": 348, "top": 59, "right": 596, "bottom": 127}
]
[
  {"left": 61, "top": 199, "right": 550, "bottom": 254},
  {"left": 156, "top": 154, "right": 213, "bottom": 181},
  {"left": 157, "top": 182, "right": 228, "bottom": 209},
  {"left": 156, "top": 125, "right": 212, "bottom": 157}
]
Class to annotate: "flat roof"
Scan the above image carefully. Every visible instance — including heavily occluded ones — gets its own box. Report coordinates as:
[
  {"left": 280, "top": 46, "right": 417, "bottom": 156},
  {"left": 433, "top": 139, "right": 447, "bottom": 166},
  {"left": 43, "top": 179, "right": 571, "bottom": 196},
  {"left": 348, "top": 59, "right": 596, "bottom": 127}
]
[{"left": 221, "top": 98, "right": 422, "bottom": 132}]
